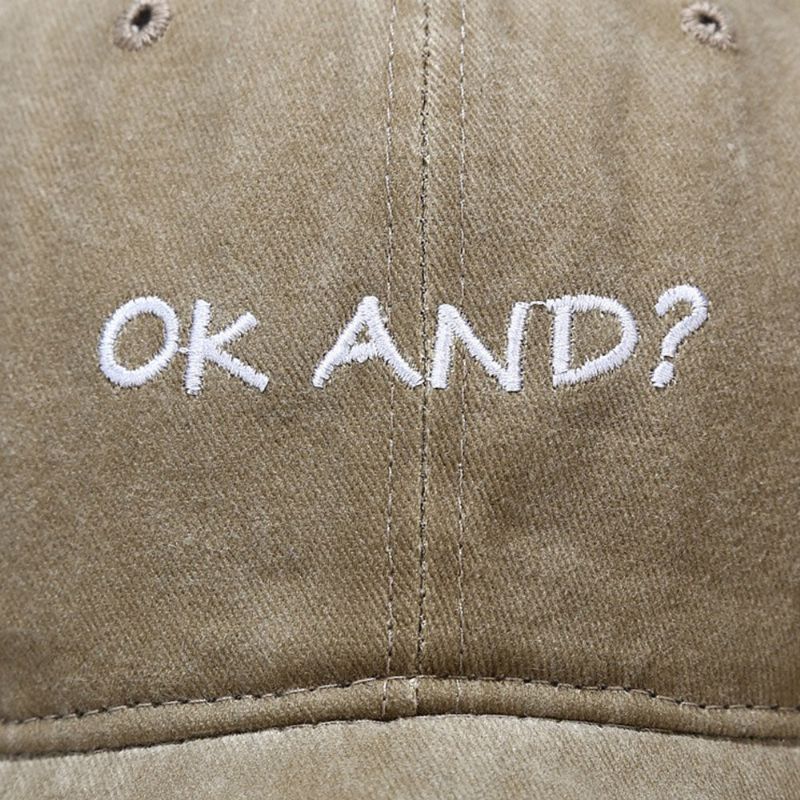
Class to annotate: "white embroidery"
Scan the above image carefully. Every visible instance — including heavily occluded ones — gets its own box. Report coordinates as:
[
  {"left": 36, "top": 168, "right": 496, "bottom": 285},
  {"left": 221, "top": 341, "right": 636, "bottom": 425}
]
[
  {"left": 98, "top": 296, "right": 180, "bottom": 388},
  {"left": 546, "top": 294, "right": 639, "bottom": 387},
  {"left": 651, "top": 285, "right": 709, "bottom": 389},
  {"left": 312, "top": 296, "right": 423, "bottom": 389},
  {"left": 99, "top": 287, "right": 711, "bottom": 396},
  {"left": 184, "top": 300, "right": 269, "bottom": 395},
  {"left": 430, "top": 303, "right": 532, "bottom": 392}
]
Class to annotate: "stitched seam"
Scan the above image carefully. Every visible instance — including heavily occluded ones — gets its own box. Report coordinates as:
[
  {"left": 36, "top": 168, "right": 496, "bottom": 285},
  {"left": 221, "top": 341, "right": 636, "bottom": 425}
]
[
  {"left": 10, "top": 716, "right": 800, "bottom": 762},
  {"left": 382, "top": 0, "right": 399, "bottom": 720},
  {"left": 415, "top": 0, "right": 433, "bottom": 691},
  {"left": 455, "top": 0, "right": 468, "bottom": 713},
  {"left": 4, "top": 675, "right": 798, "bottom": 727}
]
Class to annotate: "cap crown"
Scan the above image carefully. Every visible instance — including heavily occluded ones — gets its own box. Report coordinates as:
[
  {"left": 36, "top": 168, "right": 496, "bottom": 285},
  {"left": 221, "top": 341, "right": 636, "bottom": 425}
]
[{"left": 1, "top": 0, "right": 798, "bottom": 755}]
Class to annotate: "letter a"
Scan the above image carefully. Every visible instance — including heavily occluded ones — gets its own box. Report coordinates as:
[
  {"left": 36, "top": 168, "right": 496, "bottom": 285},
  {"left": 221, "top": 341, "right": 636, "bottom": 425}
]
[{"left": 312, "top": 296, "right": 423, "bottom": 388}]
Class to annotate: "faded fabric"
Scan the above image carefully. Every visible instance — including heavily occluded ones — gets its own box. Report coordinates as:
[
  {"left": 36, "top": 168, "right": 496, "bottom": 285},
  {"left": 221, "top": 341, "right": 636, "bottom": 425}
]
[
  {"left": 0, "top": 0, "right": 798, "bottom": 787},
  {"left": 3, "top": 715, "right": 800, "bottom": 799}
]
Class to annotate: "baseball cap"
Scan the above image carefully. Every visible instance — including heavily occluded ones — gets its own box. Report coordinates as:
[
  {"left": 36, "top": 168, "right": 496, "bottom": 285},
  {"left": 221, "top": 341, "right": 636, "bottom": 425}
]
[{"left": 0, "top": 0, "right": 798, "bottom": 797}]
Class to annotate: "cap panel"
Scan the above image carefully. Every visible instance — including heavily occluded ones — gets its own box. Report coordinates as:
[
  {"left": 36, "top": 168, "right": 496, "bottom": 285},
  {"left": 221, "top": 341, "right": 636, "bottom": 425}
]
[
  {"left": 0, "top": 0, "right": 798, "bottom": 760},
  {"left": 418, "top": 0, "right": 800, "bottom": 710},
  {"left": 0, "top": 0, "right": 425, "bottom": 729}
]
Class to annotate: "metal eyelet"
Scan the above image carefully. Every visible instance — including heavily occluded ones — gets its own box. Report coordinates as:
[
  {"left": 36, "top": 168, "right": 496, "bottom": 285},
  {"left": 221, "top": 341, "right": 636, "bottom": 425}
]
[
  {"left": 114, "top": 0, "right": 171, "bottom": 51},
  {"left": 680, "top": 3, "right": 736, "bottom": 51}
]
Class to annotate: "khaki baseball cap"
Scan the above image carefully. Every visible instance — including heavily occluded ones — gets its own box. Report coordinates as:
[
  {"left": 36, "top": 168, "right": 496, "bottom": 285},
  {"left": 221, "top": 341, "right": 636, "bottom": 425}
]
[{"left": 1, "top": 0, "right": 798, "bottom": 797}]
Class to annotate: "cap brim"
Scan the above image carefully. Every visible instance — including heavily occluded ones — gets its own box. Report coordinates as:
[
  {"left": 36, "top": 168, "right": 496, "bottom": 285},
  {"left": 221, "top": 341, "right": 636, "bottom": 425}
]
[{"left": 2, "top": 714, "right": 799, "bottom": 799}]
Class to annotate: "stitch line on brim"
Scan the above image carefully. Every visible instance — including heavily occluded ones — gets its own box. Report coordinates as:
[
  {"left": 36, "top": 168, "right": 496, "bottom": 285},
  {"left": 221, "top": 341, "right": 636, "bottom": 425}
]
[
  {"left": 7, "top": 713, "right": 800, "bottom": 761},
  {"left": 3, "top": 674, "right": 798, "bottom": 726}
]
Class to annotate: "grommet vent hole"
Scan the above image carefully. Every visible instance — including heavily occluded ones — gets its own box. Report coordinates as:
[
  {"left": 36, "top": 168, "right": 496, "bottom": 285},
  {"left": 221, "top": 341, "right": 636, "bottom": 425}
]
[
  {"left": 131, "top": 5, "right": 153, "bottom": 31},
  {"left": 114, "top": 0, "right": 170, "bottom": 51},
  {"left": 680, "top": 2, "right": 736, "bottom": 50}
]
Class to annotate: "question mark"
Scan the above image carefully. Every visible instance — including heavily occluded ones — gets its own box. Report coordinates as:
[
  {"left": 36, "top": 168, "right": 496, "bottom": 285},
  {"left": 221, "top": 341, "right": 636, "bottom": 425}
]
[{"left": 651, "top": 284, "right": 708, "bottom": 389}]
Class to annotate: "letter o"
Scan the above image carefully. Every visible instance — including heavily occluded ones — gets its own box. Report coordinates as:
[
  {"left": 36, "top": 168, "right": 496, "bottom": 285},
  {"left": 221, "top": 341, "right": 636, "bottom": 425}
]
[{"left": 98, "top": 297, "right": 180, "bottom": 387}]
